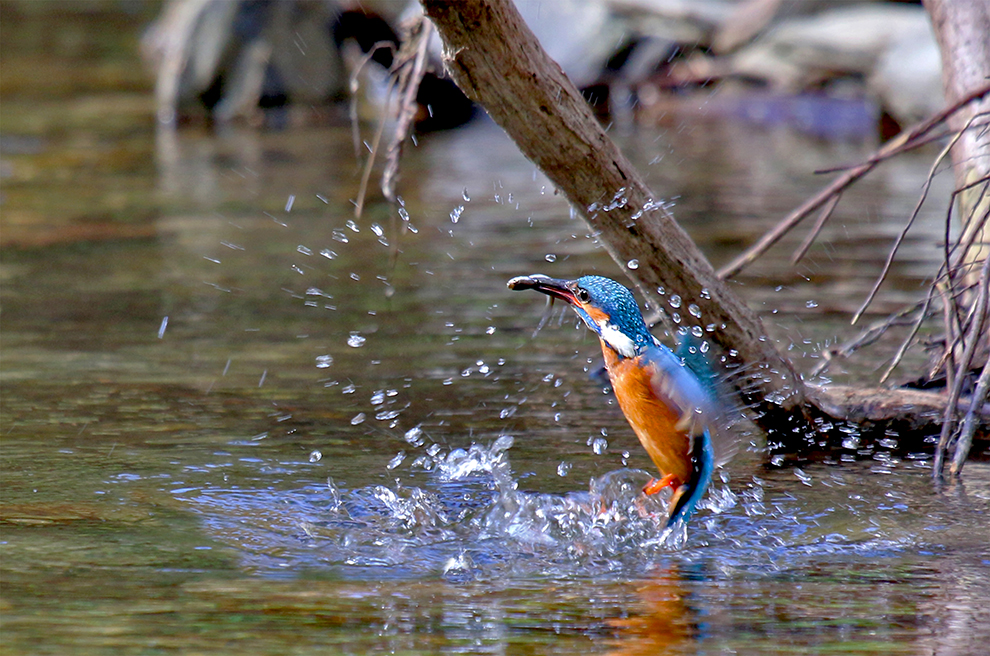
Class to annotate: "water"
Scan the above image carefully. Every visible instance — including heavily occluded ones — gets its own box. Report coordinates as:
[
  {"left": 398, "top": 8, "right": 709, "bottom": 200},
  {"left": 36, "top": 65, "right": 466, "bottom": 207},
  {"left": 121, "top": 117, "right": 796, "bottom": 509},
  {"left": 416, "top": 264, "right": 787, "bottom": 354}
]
[{"left": 2, "top": 5, "right": 989, "bottom": 655}]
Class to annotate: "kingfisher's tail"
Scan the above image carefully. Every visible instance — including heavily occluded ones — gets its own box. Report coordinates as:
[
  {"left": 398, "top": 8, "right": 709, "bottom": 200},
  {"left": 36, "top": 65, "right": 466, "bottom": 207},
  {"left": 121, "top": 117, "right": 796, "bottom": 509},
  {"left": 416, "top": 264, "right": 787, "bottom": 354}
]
[{"left": 666, "top": 426, "right": 716, "bottom": 527}]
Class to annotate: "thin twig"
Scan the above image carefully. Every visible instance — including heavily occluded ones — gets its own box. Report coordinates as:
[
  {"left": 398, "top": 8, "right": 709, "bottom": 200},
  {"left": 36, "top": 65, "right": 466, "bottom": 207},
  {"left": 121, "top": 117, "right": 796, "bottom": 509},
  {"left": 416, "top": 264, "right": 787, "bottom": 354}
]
[
  {"left": 935, "top": 254, "right": 990, "bottom": 480},
  {"left": 353, "top": 77, "right": 395, "bottom": 219},
  {"left": 852, "top": 131, "right": 960, "bottom": 324},
  {"left": 791, "top": 192, "right": 841, "bottom": 264},
  {"left": 382, "top": 17, "right": 433, "bottom": 202},
  {"left": 809, "top": 302, "right": 926, "bottom": 377},
  {"left": 952, "top": 359, "right": 990, "bottom": 477},
  {"left": 348, "top": 42, "right": 397, "bottom": 159},
  {"left": 718, "top": 82, "right": 990, "bottom": 280}
]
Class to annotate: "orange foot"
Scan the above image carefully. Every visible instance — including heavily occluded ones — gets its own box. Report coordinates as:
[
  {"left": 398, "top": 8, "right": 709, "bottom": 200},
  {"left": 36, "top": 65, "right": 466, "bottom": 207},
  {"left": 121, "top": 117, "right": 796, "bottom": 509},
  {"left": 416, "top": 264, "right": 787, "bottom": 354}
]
[{"left": 643, "top": 473, "right": 681, "bottom": 496}]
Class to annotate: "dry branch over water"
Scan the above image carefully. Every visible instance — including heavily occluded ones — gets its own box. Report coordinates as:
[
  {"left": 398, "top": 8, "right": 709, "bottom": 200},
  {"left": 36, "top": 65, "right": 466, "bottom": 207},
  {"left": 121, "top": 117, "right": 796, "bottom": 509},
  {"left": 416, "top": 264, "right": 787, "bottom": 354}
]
[{"left": 419, "top": 0, "right": 988, "bottom": 463}]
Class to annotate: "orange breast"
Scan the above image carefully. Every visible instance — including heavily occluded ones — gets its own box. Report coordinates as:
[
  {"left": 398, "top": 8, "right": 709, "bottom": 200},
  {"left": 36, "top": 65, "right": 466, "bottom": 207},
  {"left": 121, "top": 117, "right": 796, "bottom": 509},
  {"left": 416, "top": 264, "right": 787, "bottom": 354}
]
[{"left": 602, "top": 346, "right": 692, "bottom": 485}]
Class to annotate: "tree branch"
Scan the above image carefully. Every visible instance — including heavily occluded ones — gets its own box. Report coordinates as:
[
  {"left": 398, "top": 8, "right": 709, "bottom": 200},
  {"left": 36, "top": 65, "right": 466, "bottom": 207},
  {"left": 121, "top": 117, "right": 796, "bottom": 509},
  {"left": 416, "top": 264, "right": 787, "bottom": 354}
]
[{"left": 420, "top": 0, "right": 813, "bottom": 444}]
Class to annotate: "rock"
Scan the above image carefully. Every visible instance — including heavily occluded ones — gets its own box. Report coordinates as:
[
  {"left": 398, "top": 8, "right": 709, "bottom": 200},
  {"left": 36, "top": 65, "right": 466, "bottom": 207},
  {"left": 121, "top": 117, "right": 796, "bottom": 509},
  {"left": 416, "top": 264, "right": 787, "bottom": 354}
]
[
  {"left": 868, "top": 20, "right": 943, "bottom": 125},
  {"left": 730, "top": 4, "right": 936, "bottom": 90}
]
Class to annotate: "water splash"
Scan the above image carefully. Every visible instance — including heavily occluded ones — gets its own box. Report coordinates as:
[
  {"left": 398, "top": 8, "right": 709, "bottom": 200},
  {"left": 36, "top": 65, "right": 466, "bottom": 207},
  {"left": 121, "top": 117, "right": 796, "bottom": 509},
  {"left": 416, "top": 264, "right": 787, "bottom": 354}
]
[{"left": 180, "top": 442, "right": 943, "bottom": 583}]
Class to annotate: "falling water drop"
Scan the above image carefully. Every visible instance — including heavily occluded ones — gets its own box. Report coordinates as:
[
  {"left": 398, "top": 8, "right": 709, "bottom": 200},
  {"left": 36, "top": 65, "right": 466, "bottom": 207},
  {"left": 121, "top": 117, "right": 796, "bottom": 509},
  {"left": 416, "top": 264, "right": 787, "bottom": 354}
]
[
  {"left": 347, "top": 333, "right": 366, "bottom": 348},
  {"left": 309, "top": 450, "right": 322, "bottom": 463},
  {"left": 545, "top": 253, "right": 557, "bottom": 263},
  {"left": 627, "top": 259, "right": 640, "bottom": 270},
  {"left": 404, "top": 426, "right": 425, "bottom": 446},
  {"left": 315, "top": 354, "right": 333, "bottom": 368}
]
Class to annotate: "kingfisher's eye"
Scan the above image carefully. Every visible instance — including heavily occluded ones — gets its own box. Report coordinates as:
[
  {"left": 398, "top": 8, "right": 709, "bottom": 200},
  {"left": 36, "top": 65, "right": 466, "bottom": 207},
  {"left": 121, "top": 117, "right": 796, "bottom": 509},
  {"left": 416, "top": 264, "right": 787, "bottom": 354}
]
[{"left": 576, "top": 287, "right": 591, "bottom": 303}]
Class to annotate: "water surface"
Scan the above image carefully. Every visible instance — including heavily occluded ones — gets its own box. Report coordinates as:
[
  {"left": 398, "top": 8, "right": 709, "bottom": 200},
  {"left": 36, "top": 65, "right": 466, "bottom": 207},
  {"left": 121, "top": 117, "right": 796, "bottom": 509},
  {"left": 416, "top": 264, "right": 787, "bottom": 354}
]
[{"left": 2, "top": 6, "right": 989, "bottom": 655}]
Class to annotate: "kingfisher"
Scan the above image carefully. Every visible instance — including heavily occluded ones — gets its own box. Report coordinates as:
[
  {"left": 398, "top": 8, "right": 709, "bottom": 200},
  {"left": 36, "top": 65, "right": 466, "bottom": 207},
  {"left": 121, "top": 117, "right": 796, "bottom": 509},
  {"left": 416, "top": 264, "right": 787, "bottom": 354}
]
[{"left": 508, "top": 274, "right": 719, "bottom": 527}]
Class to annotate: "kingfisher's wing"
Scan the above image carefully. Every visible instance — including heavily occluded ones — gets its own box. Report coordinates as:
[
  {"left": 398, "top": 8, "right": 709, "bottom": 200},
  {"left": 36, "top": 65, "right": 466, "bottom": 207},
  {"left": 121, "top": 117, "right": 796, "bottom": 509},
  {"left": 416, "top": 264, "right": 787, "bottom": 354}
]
[{"left": 643, "top": 342, "right": 738, "bottom": 469}]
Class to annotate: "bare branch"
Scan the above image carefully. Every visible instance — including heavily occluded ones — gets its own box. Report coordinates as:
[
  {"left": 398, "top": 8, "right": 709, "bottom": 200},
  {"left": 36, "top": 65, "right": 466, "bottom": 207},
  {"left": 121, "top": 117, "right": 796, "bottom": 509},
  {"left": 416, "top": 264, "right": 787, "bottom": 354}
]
[
  {"left": 381, "top": 17, "right": 433, "bottom": 203},
  {"left": 852, "top": 129, "right": 960, "bottom": 324},
  {"left": 718, "top": 82, "right": 990, "bottom": 280}
]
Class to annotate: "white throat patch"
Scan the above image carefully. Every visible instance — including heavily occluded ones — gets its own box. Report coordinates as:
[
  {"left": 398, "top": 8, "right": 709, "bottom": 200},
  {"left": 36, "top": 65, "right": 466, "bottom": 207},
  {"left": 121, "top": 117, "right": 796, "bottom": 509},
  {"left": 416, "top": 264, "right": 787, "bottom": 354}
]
[{"left": 598, "top": 321, "right": 637, "bottom": 358}]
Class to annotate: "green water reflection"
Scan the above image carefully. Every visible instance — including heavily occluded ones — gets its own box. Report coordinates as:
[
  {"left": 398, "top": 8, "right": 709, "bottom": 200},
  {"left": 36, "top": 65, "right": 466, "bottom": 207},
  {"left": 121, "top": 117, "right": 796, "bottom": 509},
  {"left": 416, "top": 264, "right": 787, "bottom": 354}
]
[{"left": 2, "top": 4, "right": 989, "bottom": 655}]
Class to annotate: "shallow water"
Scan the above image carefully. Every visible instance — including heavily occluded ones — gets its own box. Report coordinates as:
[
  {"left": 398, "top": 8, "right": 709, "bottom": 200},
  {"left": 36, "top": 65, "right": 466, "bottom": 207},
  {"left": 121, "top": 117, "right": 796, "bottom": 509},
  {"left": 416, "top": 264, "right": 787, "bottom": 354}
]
[{"left": 2, "top": 5, "right": 989, "bottom": 655}]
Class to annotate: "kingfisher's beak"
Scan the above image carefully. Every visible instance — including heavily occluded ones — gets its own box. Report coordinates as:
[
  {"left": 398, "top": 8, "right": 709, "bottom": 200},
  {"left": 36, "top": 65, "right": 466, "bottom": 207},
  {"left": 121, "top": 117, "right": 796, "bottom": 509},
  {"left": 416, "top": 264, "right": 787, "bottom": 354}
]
[{"left": 507, "top": 274, "right": 580, "bottom": 306}]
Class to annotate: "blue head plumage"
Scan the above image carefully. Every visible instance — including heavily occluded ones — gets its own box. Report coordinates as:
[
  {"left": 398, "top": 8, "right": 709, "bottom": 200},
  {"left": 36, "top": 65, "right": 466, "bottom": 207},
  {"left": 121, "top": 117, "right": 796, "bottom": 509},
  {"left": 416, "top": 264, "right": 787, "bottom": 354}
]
[{"left": 572, "top": 275, "right": 655, "bottom": 356}]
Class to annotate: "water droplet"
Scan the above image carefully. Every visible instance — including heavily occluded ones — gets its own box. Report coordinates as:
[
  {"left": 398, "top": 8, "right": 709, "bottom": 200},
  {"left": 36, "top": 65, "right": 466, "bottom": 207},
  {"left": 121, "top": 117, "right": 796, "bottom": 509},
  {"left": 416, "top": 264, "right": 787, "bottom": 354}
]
[
  {"left": 688, "top": 303, "right": 702, "bottom": 318},
  {"left": 387, "top": 451, "right": 406, "bottom": 470},
  {"left": 627, "top": 259, "right": 640, "bottom": 270},
  {"left": 347, "top": 333, "right": 366, "bottom": 348},
  {"left": 449, "top": 205, "right": 464, "bottom": 223},
  {"left": 285, "top": 195, "right": 295, "bottom": 212},
  {"left": 806, "top": 300, "right": 819, "bottom": 308},
  {"left": 499, "top": 406, "right": 517, "bottom": 419},
  {"left": 370, "top": 390, "right": 385, "bottom": 405},
  {"left": 493, "top": 435, "right": 514, "bottom": 452},
  {"left": 326, "top": 477, "right": 341, "bottom": 510},
  {"left": 545, "top": 253, "right": 557, "bottom": 263},
  {"left": 398, "top": 429, "right": 422, "bottom": 450},
  {"left": 691, "top": 325, "right": 704, "bottom": 337},
  {"left": 557, "top": 461, "right": 572, "bottom": 477},
  {"left": 332, "top": 230, "right": 349, "bottom": 244},
  {"left": 370, "top": 223, "right": 385, "bottom": 238},
  {"left": 342, "top": 383, "right": 356, "bottom": 394},
  {"left": 291, "top": 264, "right": 305, "bottom": 275},
  {"left": 309, "top": 450, "right": 322, "bottom": 463},
  {"left": 443, "top": 552, "right": 473, "bottom": 576},
  {"left": 485, "top": 326, "right": 496, "bottom": 335},
  {"left": 346, "top": 219, "right": 360, "bottom": 233},
  {"left": 700, "top": 288, "right": 711, "bottom": 299},
  {"left": 592, "top": 437, "right": 608, "bottom": 454},
  {"left": 297, "top": 245, "right": 312, "bottom": 256},
  {"left": 320, "top": 248, "right": 337, "bottom": 259},
  {"left": 350, "top": 413, "right": 366, "bottom": 425},
  {"left": 669, "top": 294, "right": 682, "bottom": 309},
  {"left": 315, "top": 354, "right": 333, "bottom": 368},
  {"left": 462, "top": 188, "right": 471, "bottom": 202},
  {"left": 657, "top": 286, "right": 665, "bottom": 295}
]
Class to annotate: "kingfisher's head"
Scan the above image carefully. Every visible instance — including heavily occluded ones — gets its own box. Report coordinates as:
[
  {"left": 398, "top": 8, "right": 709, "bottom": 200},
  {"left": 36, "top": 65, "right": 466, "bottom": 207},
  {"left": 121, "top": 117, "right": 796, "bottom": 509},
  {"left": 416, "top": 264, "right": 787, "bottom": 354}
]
[{"left": 508, "top": 274, "right": 653, "bottom": 358}]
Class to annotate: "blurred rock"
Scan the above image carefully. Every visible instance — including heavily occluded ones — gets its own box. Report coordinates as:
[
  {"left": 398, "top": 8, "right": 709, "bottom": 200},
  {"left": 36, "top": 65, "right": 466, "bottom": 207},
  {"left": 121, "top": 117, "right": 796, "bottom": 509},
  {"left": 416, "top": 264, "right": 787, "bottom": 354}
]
[
  {"left": 868, "top": 18, "right": 943, "bottom": 125},
  {"left": 727, "top": 4, "right": 942, "bottom": 125}
]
